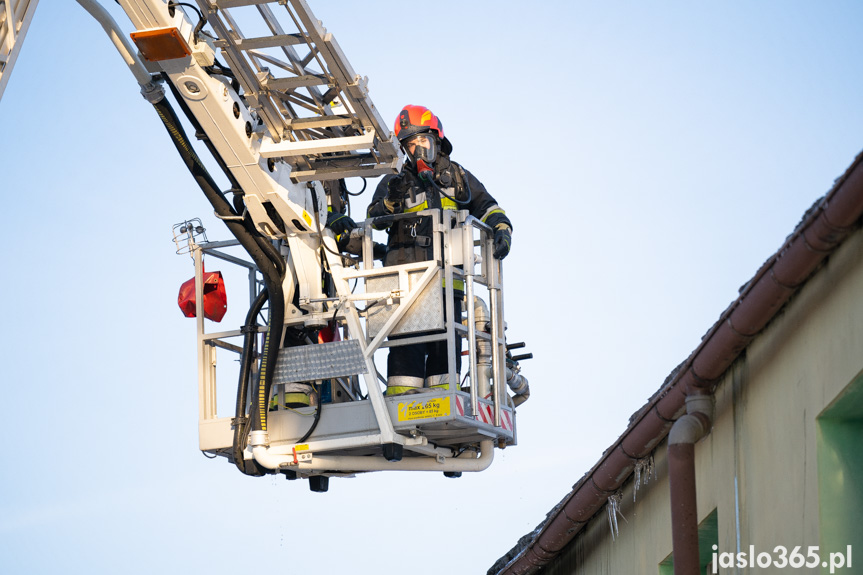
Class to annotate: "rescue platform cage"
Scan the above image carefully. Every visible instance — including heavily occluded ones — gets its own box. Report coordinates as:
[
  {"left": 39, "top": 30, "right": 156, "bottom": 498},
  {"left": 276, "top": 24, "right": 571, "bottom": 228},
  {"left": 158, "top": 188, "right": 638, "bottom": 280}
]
[{"left": 188, "top": 209, "right": 517, "bottom": 477}]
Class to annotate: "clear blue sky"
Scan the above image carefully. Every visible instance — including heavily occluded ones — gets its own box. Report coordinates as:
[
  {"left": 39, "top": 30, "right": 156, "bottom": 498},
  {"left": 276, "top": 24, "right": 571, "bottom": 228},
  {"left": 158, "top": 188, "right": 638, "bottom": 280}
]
[{"left": 1, "top": 2, "right": 862, "bottom": 574}]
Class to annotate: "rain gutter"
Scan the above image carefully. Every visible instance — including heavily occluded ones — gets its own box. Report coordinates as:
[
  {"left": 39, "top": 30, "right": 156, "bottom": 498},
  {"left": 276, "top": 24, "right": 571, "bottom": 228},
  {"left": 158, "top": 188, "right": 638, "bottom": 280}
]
[{"left": 491, "top": 150, "right": 863, "bottom": 575}]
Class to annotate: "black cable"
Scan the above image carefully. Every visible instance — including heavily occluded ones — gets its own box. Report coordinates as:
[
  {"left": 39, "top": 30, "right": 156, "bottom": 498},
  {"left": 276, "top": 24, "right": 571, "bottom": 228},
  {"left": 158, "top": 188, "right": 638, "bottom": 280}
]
[
  {"left": 309, "top": 185, "right": 360, "bottom": 266},
  {"left": 151, "top": 95, "right": 285, "bottom": 449},
  {"left": 161, "top": 73, "right": 242, "bottom": 196},
  {"left": 203, "top": 57, "right": 241, "bottom": 94},
  {"left": 294, "top": 300, "right": 344, "bottom": 445},
  {"left": 428, "top": 171, "right": 472, "bottom": 206},
  {"left": 297, "top": 381, "right": 322, "bottom": 443},
  {"left": 156, "top": 86, "right": 286, "bottom": 443},
  {"left": 345, "top": 177, "right": 367, "bottom": 196},
  {"left": 161, "top": 73, "right": 285, "bottom": 278},
  {"left": 232, "top": 288, "right": 269, "bottom": 476},
  {"left": 168, "top": 2, "right": 206, "bottom": 44}
]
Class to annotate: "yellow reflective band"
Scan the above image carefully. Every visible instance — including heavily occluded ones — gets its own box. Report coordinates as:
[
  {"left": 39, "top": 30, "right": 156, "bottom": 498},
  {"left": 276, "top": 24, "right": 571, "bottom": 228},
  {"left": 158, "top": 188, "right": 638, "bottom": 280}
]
[
  {"left": 441, "top": 278, "right": 465, "bottom": 291},
  {"left": 405, "top": 199, "right": 458, "bottom": 213},
  {"left": 482, "top": 208, "right": 506, "bottom": 223},
  {"left": 387, "top": 386, "right": 419, "bottom": 396},
  {"left": 269, "top": 392, "right": 311, "bottom": 410},
  {"left": 405, "top": 201, "right": 428, "bottom": 213}
]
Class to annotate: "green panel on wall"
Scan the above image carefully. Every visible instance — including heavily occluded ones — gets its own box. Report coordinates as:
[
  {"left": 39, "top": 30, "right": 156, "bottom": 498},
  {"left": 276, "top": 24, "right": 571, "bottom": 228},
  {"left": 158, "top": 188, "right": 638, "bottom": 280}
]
[
  {"left": 817, "top": 373, "right": 863, "bottom": 574},
  {"left": 659, "top": 509, "right": 718, "bottom": 575}
]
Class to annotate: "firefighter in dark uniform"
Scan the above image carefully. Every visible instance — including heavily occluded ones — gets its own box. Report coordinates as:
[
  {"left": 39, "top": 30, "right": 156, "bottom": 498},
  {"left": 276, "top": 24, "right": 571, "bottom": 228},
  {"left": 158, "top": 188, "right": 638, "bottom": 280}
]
[{"left": 367, "top": 105, "right": 513, "bottom": 396}]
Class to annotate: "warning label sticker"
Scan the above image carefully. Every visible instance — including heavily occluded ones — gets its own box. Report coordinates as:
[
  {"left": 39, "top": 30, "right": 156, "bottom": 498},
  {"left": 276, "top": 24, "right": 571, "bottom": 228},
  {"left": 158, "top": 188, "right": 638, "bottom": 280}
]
[{"left": 397, "top": 397, "right": 451, "bottom": 421}]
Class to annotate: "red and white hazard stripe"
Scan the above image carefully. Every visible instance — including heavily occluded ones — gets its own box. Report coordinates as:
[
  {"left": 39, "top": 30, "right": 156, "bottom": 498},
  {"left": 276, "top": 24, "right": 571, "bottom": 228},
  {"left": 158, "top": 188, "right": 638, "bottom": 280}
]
[{"left": 455, "top": 396, "right": 513, "bottom": 432}]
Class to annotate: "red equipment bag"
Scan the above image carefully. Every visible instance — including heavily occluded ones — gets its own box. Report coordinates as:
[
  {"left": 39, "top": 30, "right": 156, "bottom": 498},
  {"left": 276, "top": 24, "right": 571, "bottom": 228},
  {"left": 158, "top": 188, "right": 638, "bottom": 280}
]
[{"left": 177, "top": 270, "right": 227, "bottom": 322}]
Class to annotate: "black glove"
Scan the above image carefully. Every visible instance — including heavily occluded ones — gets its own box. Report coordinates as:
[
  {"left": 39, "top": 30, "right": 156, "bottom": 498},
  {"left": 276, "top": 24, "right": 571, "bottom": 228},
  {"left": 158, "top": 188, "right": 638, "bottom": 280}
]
[
  {"left": 326, "top": 212, "right": 358, "bottom": 236},
  {"left": 493, "top": 224, "right": 512, "bottom": 259},
  {"left": 383, "top": 193, "right": 404, "bottom": 214},
  {"left": 382, "top": 176, "right": 408, "bottom": 214}
]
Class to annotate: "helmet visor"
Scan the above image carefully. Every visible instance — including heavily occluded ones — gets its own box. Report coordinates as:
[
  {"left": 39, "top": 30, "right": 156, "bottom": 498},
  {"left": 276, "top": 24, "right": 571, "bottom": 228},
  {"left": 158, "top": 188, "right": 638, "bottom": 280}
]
[{"left": 403, "top": 133, "right": 437, "bottom": 164}]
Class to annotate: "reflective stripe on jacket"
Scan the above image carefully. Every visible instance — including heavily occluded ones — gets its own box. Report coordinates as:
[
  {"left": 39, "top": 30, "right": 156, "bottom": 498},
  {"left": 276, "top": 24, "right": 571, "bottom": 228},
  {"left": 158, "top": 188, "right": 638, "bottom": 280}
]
[{"left": 367, "top": 155, "right": 511, "bottom": 268}]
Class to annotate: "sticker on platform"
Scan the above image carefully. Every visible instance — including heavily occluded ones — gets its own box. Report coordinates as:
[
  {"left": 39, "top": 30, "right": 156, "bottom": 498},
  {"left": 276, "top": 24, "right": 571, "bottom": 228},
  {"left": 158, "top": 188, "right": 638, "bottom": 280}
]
[{"left": 397, "top": 397, "right": 451, "bottom": 421}]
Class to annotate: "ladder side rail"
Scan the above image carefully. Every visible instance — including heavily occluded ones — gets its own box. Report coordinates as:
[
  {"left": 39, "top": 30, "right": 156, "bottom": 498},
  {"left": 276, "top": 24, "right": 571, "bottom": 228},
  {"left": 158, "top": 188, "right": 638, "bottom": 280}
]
[
  {"left": 199, "top": 5, "right": 289, "bottom": 142},
  {"left": 462, "top": 214, "right": 481, "bottom": 418},
  {"left": 219, "top": 4, "right": 322, "bottom": 142},
  {"left": 463, "top": 215, "right": 499, "bottom": 418},
  {"left": 438, "top": 209, "right": 459, "bottom": 401},
  {"left": 198, "top": 1, "right": 401, "bottom": 178},
  {"left": 287, "top": 0, "right": 396, "bottom": 153},
  {"left": 256, "top": 3, "right": 332, "bottom": 125},
  {"left": 194, "top": 244, "right": 218, "bottom": 422},
  {"left": 193, "top": 240, "right": 266, "bottom": 426},
  {"left": 462, "top": 214, "right": 505, "bottom": 427},
  {"left": 0, "top": 0, "right": 39, "bottom": 101},
  {"left": 488, "top": 235, "right": 505, "bottom": 428}
]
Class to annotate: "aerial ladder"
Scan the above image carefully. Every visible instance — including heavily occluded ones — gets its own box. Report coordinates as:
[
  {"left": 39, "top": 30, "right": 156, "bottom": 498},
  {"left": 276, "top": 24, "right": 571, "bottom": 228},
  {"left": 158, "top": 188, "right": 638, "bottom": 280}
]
[
  {"left": 2, "top": 0, "right": 532, "bottom": 491},
  {"left": 0, "top": 0, "right": 39, "bottom": 99}
]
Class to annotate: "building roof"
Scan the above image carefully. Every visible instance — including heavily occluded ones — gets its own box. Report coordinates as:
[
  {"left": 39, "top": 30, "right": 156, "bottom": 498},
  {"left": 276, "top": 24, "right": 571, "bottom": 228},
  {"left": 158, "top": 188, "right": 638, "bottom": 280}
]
[{"left": 489, "top": 150, "right": 863, "bottom": 575}]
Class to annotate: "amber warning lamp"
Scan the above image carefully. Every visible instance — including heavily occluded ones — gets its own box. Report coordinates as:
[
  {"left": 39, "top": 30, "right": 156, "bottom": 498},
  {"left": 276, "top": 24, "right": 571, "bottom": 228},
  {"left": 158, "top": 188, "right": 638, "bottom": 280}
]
[{"left": 130, "top": 27, "right": 191, "bottom": 62}]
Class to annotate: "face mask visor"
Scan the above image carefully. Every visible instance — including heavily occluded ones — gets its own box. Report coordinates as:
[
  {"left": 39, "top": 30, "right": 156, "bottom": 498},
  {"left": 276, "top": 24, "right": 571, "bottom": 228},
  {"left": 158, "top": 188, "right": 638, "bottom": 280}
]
[{"left": 403, "top": 133, "right": 438, "bottom": 164}]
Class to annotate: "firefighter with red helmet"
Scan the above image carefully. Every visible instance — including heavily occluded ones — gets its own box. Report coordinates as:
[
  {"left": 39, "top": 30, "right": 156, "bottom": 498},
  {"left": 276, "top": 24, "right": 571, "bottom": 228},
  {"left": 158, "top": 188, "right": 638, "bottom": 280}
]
[{"left": 367, "top": 105, "right": 513, "bottom": 396}]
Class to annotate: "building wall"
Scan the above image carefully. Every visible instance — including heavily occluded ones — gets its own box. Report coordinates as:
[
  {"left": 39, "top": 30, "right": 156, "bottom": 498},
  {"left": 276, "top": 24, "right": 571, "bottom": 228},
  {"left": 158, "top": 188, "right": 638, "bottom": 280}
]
[{"left": 544, "top": 225, "right": 863, "bottom": 574}]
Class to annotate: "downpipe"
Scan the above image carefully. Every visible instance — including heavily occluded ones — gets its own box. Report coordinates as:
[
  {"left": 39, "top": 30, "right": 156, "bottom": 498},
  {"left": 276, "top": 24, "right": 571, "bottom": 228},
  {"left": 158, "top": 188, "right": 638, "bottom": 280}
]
[
  {"left": 249, "top": 432, "right": 495, "bottom": 473},
  {"left": 668, "top": 391, "right": 713, "bottom": 575}
]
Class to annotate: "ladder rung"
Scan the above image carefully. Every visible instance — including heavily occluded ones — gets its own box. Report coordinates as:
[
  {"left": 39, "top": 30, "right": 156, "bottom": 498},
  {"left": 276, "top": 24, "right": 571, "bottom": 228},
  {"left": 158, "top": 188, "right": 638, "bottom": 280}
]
[
  {"left": 289, "top": 160, "right": 402, "bottom": 183},
  {"left": 259, "top": 131, "right": 375, "bottom": 157},
  {"left": 286, "top": 115, "right": 353, "bottom": 130},
  {"left": 212, "top": 0, "right": 274, "bottom": 8},
  {"left": 264, "top": 74, "right": 329, "bottom": 91},
  {"left": 196, "top": 0, "right": 403, "bottom": 176},
  {"left": 235, "top": 34, "right": 306, "bottom": 50}
]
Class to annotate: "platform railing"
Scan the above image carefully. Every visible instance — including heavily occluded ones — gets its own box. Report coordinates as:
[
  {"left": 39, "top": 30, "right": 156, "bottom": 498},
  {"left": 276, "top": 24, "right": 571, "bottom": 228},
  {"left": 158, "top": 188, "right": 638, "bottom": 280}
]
[{"left": 188, "top": 209, "right": 509, "bottom": 459}]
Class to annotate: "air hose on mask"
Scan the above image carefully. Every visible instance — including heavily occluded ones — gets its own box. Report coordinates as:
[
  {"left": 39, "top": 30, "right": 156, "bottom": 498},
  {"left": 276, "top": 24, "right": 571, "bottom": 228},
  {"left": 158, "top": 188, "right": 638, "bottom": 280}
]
[
  {"left": 151, "top": 94, "right": 285, "bottom": 475},
  {"left": 417, "top": 159, "right": 473, "bottom": 206}
]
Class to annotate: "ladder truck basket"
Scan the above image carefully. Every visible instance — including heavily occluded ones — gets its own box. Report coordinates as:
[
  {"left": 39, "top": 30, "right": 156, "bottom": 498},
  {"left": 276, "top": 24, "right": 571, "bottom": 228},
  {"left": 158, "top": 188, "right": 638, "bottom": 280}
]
[{"left": 189, "top": 208, "right": 522, "bottom": 479}]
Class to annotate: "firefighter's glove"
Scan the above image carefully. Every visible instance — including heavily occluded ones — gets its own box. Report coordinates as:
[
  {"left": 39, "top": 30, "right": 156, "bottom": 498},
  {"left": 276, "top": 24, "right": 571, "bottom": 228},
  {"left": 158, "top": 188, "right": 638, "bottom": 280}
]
[
  {"left": 326, "top": 211, "right": 358, "bottom": 236},
  {"left": 326, "top": 212, "right": 358, "bottom": 251},
  {"left": 493, "top": 224, "right": 512, "bottom": 259},
  {"left": 383, "top": 197, "right": 403, "bottom": 214},
  {"left": 373, "top": 242, "right": 387, "bottom": 261},
  {"left": 384, "top": 182, "right": 406, "bottom": 214}
]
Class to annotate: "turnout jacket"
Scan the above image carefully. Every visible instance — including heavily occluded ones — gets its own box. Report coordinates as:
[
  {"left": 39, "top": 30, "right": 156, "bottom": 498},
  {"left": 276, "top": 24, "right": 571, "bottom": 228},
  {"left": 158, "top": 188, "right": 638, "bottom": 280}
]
[{"left": 367, "top": 154, "right": 511, "bottom": 267}]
